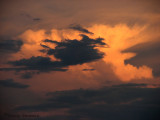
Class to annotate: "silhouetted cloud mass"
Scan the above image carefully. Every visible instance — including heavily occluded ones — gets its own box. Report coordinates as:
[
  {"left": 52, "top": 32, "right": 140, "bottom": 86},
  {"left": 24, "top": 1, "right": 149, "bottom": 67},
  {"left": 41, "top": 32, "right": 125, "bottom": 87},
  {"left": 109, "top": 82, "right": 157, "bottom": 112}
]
[
  {"left": 6, "top": 34, "right": 106, "bottom": 72},
  {"left": 44, "top": 34, "right": 106, "bottom": 65},
  {"left": 0, "top": 79, "right": 29, "bottom": 88}
]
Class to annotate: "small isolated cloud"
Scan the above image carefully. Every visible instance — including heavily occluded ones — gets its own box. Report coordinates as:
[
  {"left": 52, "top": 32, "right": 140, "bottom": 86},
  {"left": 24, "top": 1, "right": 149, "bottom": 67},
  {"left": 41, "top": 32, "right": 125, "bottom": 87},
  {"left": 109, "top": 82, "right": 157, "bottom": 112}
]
[
  {"left": 82, "top": 68, "right": 95, "bottom": 71},
  {"left": 69, "top": 24, "right": 94, "bottom": 34},
  {"left": 0, "top": 79, "right": 29, "bottom": 88},
  {"left": 33, "top": 18, "right": 41, "bottom": 21}
]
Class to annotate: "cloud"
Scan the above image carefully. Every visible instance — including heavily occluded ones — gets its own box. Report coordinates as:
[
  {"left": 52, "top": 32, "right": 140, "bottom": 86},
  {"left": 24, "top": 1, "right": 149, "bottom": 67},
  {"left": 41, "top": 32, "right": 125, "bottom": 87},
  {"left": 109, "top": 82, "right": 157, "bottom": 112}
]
[
  {"left": 6, "top": 56, "right": 68, "bottom": 72},
  {"left": 20, "top": 72, "right": 36, "bottom": 79},
  {"left": 69, "top": 24, "right": 94, "bottom": 34},
  {"left": 113, "top": 83, "right": 148, "bottom": 88},
  {"left": 2, "top": 24, "right": 157, "bottom": 82},
  {"left": 33, "top": 18, "right": 41, "bottom": 21},
  {"left": 15, "top": 85, "right": 160, "bottom": 120},
  {"left": 0, "top": 79, "right": 29, "bottom": 88},
  {"left": 0, "top": 66, "right": 65, "bottom": 72},
  {"left": 88, "top": 24, "right": 153, "bottom": 81},
  {"left": 123, "top": 40, "right": 160, "bottom": 77},
  {"left": 82, "top": 68, "right": 95, "bottom": 71},
  {"left": 0, "top": 38, "right": 23, "bottom": 54},
  {"left": 5, "top": 34, "right": 106, "bottom": 72},
  {"left": 43, "top": 34, "right": 106, "bottom": 65},
  {"left": 0, "top": 38, "right": 23, "bottom": 64}
]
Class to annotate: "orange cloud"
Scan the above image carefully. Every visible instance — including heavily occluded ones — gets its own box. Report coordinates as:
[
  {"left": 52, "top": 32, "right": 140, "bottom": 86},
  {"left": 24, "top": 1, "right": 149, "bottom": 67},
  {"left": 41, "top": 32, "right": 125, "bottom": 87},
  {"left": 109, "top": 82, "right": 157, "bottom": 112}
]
[
  {"left": 12, "top": 24, "right": 153, "bottom": 83},
  {"left": 88, "top": 24, "right": 153, "bottom": 81}
]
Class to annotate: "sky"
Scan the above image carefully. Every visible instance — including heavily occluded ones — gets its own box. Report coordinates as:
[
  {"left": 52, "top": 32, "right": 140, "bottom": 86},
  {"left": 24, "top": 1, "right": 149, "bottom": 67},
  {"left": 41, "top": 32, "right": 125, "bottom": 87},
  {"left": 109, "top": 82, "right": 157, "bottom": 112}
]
[{"left": 0, "top": 0, "right": 160, "bottom": 120}]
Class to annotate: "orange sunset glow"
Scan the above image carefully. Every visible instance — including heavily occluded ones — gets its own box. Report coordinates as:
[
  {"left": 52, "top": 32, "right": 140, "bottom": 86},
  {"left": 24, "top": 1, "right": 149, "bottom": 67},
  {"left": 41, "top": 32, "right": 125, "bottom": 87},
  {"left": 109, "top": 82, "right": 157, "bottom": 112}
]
[{"left": 0, "top": 0, "right": 160, "bottom": 120}]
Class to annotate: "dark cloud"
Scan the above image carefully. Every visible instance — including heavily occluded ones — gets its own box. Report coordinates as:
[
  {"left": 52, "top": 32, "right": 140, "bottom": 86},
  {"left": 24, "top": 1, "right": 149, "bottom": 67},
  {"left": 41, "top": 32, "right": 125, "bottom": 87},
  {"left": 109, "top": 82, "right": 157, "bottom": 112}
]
[
  {"left": 43, "top": 34, "right": 106, "bottom": 65},
  {"left": 0, "top": 79, "right": 29, "bottom": 88},
  {"left": 82, "top": 68, "right": 95, "bottom": 71},
  {"left": 0, "top": 38, "right": 23, "bottom": 66},
  {"left": 69, "top": 24, "right": 94, "bottom": 34},
  {"left": 0, "top": 38, "right": 23, "bottom": 54},
  {"left": 40, "top": 43, "right": 50, "bottom": 49},
  {"left": 6, "top": 56, "right": 68, "bottom": 72},
  {"left": 15, "top": 84, "right": 160, "bottom": 120},
  {"left": 0, "top": 66, "right": 67, "bottom": 72},
  {"left": 9, "top": 56, "right": 56, "bottom": 68},
  {"left": 33, "top": 18, "right": 41, "bottom": 21},
  {"left": 4, "top": 34, "right": 106, "bottom": 72},
  {"left": 123, "top": 40, "right": 160, "bottom": 77},
  {"left": 113, "top": 83, "right": 148, "bottom": 88}
]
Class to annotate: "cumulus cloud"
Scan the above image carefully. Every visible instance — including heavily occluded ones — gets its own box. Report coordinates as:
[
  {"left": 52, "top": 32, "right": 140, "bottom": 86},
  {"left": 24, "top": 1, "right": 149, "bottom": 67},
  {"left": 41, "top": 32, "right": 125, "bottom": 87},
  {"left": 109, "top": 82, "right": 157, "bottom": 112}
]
[
  {"left": 1, "top": 24, "right": 156, "bottom": 82},
  {"left": 87, "top": 24, "right": 153, "bottom": 81},
  {"left": 0, "top": 79, "right": 29, "bottom": 88}
]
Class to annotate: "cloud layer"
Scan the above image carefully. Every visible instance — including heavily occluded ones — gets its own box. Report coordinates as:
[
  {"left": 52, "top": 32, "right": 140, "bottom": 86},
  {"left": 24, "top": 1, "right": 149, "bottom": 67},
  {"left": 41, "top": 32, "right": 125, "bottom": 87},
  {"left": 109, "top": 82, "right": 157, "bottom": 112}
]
[{"left": 15, "top": 84, "right": 160, "bottom": 120}]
